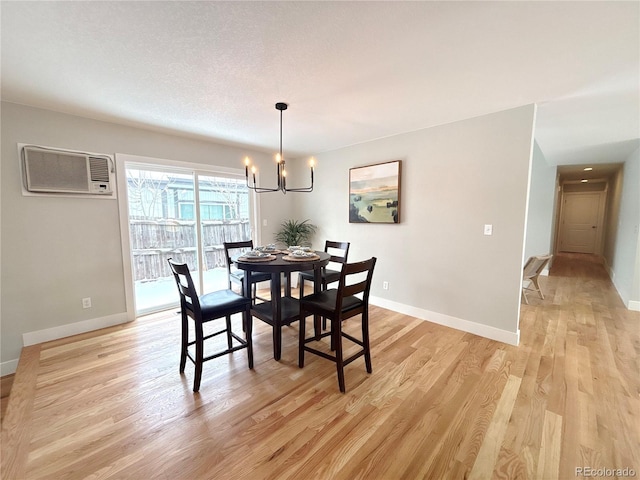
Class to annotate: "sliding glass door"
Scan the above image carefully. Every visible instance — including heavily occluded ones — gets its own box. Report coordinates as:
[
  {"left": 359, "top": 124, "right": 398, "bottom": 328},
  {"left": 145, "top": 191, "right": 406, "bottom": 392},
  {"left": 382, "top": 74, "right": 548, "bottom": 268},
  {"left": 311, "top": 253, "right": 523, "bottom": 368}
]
[
  {"left": 197, "top": 174, "right": 251, "bottom": 293},
  {"left": 125, "top": 164, "right": 251, "bottom": 315}
]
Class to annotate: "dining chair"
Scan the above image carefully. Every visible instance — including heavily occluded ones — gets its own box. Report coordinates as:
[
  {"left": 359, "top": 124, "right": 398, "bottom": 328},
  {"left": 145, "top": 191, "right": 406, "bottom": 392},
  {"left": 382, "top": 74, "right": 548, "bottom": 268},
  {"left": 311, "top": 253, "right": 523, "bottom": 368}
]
[
  {"left": 522, "top": 254, "right": 553, "bottom": 304},
  {"left": 298, "top": 241, "right": 350, "bottom": 298},
  {"left": 299, "top": 241, "right": 350, "bottom": 331},
  {"left": 168, "top": 259, "right": 253, "bottom": 392},
  {"left": 223, "top": 240, "right": 271, "bottom": 304},
  {"left": 298, "top": 257, "right": 376, "bottom": 393}
]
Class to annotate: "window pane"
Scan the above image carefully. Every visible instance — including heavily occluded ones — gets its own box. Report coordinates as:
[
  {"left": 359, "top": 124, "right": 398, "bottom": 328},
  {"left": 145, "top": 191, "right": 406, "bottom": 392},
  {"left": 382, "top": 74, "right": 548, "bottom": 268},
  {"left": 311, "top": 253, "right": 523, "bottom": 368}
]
[
  {"left": 126, "top": 168, "right": 198, "bottom": 314},
  {"left": 197, "top": 174, "right": 251, "bottom": 293}
]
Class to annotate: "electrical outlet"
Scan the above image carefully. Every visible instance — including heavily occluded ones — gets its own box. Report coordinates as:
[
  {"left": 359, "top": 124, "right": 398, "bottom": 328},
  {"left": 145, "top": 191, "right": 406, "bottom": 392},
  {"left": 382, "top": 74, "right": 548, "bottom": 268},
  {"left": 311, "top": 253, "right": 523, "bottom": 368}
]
[
  {"left": 82, "top": 297, "right": 92, "bottom": 309},
  {"left": 383, "top": 281, "right": 389, "bottom": 290}
]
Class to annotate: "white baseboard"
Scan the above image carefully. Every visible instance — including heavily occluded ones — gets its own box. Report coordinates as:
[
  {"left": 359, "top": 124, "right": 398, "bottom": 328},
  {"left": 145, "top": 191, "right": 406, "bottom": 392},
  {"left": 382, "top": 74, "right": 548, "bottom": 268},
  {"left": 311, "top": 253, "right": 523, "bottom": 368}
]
[
  {"left": 603, "top": 256, "right": 614, "bottom": 279},
  {"left": 22, "top": 312, "right": 130, "bottom": 347},
  {"left": 1, "top": 313, "right": 132, "bottom": 377},
  {"left": 604, "top": 258, "right": 639, "bottom": 311},
  {"left": 1, "top": 358, "right": 19, "bottom": 376},
  {"left": 369, "top": 296, "right": 520, "bottom": 346}
]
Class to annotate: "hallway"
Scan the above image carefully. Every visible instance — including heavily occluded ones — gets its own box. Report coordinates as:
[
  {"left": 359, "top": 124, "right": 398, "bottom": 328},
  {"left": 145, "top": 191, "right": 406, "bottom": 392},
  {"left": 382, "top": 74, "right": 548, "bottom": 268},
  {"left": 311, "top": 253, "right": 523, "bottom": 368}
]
[{"left": 516, "top": 251, "right": 639, "bottom": 478}]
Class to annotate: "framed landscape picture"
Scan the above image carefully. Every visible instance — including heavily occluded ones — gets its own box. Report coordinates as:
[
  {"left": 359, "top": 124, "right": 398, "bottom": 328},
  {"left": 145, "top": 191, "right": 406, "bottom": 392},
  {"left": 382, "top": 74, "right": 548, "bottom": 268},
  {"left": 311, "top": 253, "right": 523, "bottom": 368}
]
[{"left": 349, "top": 160, "right": 401, "bottom": 224}]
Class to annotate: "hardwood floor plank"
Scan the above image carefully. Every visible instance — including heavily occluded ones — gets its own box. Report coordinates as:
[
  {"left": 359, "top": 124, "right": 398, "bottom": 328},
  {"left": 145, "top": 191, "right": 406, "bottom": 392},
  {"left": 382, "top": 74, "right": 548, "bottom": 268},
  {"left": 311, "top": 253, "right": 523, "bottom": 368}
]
[
  {"left": 468, "top": 374, "right": 522, "bottom": 480},
  {"left": 0, "top": 374, "right": 15, "bottom": 422},
  {"left": 1, "top": 345, "right": 41, "bottom": 480},
  {"left": 536, "top": 410, "right": 562, "bottom": 480},
  {"left": 1, "top": 253, "right": 638, "bottom": 479}
]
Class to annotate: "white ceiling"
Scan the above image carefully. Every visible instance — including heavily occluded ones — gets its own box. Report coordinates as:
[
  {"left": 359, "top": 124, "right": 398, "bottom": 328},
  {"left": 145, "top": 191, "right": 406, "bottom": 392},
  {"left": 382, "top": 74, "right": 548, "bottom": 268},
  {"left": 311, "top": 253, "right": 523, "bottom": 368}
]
[{"left": 2, "top": 1, "right": 638, "bottom": 177}]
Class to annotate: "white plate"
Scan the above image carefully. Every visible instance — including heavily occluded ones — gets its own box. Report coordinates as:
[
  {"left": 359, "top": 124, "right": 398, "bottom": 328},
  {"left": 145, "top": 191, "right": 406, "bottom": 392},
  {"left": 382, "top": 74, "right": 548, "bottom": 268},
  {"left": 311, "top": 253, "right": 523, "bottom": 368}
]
[
  {"left": 291, "top": 251, "right": 314, "bottom": 258},
  {"left": 245, "top": 251, "right": 267, "bottom": 258}
]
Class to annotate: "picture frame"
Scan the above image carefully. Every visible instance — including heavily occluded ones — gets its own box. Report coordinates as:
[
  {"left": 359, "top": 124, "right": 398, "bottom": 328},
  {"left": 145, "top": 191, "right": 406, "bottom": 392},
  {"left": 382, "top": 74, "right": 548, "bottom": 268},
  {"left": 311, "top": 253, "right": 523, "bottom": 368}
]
[{"left": 349, "top": 160, "right": 401, "bottom": 224}]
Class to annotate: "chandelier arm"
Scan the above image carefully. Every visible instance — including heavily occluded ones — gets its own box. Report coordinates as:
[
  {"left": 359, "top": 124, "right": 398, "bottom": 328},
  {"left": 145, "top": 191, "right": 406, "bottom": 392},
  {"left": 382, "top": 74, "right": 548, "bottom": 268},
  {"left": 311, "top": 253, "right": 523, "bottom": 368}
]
[
  {"left": 283, "top": 186, "right": 313, "bottom": 193},
  {"left": 244, "top": 102, "right": 314, "bottom": 194},
  {"left": 245, "top": 176, "right": 280, "bottom": 192},
  {"left": 248, "top": 184, "right": 281, "bottom": 193}
]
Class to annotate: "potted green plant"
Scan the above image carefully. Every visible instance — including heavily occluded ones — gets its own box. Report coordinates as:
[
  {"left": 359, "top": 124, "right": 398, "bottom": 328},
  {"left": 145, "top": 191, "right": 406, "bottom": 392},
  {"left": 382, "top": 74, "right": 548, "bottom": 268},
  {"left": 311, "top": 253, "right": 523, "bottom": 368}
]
[{"left": 275, "top": 219, "right": 317, "bottom": 248}]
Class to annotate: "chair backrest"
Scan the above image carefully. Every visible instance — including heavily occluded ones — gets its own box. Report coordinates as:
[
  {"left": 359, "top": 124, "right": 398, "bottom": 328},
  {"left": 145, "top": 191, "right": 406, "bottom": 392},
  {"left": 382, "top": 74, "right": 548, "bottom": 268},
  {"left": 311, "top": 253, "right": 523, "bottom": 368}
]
[
  {"left": 335, "top": 257, "right": 376, "bottom": 312},
  {"left": 168, "top": 258, "right": 200, "bottom": 319},
  {"left": 223, "top": 240, "right": 254, "bottom": 274},
  {"left": 523, "top": 254, "right": 552, "bottom": 280},
  {"left": 325, "top": 240, "right": 350, "bottom": 265}
]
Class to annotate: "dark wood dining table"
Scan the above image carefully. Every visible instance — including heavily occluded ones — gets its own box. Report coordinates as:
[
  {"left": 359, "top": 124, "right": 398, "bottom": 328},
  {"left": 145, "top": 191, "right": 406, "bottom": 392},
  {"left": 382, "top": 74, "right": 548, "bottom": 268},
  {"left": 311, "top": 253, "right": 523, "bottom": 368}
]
[{"left": 232, "top": 250, "right": 331, "bottom": 360}]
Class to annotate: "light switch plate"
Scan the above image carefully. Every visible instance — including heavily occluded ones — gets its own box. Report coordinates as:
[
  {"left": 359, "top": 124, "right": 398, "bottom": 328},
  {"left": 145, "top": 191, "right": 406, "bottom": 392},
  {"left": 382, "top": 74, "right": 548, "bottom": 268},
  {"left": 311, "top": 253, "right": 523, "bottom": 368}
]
[{"left": 484, "top": 224, "right": 493, "bottom": 235}]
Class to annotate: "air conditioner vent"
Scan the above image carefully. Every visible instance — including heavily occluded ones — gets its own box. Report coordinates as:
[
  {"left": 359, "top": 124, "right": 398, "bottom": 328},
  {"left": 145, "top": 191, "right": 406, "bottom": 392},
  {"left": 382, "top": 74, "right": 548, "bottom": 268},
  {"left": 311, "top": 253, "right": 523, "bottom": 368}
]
[
  {"left": 89, "top": 156, "right": 110, "bottom": 182},
  {"left": 22, "top": 146, "right": 113, "bottom": 195}
]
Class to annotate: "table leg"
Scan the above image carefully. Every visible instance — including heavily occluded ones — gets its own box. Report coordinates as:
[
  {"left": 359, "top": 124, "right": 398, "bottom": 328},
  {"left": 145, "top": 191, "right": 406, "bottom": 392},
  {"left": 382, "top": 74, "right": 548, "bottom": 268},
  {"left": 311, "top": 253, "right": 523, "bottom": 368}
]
[
  {"left": 243, "top": 272, "right": 252, "bottom": 334},
  {"left": 284, "top": 272, "right": 291, "bottom": 297},
  {"left": 242, "top": 270, "right": 251, "bottom": 302},
  {"left": 313, "top": 267, "right": 322, "bottom": 340},
  {"left": 271, "top": 272, "right": 282, "bottom": 360}
]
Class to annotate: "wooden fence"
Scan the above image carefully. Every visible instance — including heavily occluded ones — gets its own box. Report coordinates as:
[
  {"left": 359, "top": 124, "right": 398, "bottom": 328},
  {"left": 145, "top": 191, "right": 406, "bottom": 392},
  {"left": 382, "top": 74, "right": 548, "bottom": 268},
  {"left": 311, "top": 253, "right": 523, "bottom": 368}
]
[{"left": 130, "top": 219, "right": 251, "bottom": 281}]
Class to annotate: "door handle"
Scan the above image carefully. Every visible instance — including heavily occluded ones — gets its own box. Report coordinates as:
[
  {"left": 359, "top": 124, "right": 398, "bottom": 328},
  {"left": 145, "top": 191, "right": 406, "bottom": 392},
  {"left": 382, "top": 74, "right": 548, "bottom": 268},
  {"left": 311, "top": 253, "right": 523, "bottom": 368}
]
[{"left": 592, "top": 226, "right": 597, "bottom": 229}]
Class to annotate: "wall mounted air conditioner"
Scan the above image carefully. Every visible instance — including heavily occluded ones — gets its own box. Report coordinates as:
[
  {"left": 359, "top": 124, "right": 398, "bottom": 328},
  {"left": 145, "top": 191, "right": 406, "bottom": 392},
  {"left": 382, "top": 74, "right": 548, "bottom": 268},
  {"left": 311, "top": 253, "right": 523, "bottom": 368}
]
[{"left": 22, "top": 146, "right": 114, "bottom": 195}]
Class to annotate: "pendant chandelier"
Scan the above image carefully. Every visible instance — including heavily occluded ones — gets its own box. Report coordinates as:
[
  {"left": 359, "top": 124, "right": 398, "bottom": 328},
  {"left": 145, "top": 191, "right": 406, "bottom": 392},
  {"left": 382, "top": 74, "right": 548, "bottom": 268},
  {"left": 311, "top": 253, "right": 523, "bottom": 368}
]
[{"left": 244, "top": 102, "right": 314, "bottom": 194}]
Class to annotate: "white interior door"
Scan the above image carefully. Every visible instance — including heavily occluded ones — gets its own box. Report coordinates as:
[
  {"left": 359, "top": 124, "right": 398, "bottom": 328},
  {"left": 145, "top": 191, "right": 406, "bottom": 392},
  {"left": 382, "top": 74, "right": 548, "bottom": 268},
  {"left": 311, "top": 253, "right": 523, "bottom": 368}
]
[{"left": 558, "top": 192, "right": 605, "bottom": 254}]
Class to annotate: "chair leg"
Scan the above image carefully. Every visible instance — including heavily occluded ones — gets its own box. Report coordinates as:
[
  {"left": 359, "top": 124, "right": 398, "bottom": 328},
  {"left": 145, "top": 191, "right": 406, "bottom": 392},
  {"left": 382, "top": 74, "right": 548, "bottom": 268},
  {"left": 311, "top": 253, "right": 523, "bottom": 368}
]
[
  {"left": 334, "top": 320, "right": 346, "bottom": 393},
  {"left": 322, "top": 280, "right": 328, "bottom": 330},
  {"left": 531, "top": 276, "right": 544, "bottom": 299},
  {"left": 239, "top": 283, "right": 248, "bottom": 332},
  {"left": 329, "top": 315, "right": 336, "bottom": 351},
  {"left": 245, "top": 305, "right": 254, "bottom": 369},
  {"left": 193, "top": 322, "right": 204, "bottom": 392},
  {"left": 179, "top": 312, "right": 188, "bottom": 373},
  {"left": 299, "top": 274, "right": 305, "bottom": 298},
  {"left": 362, "top": 311, "right": 372, "bottom": 374},
  {"left": 226, "top": 315, "right": 233, "bottom": 350},
  {"left": 298, "top": 309, "right": 306, "bottom": 368}
]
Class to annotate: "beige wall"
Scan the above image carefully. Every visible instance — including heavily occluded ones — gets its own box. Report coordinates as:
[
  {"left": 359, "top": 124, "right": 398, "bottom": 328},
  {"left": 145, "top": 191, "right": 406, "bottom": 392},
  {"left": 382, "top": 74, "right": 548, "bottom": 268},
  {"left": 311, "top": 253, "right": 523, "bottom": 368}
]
[
  {"left": 1, "top": 102, "right": 294, "bottom": 372},
  {"left": 524, "top": 141, "right": 557, "bottom": 261},
  {"left": 292, "top": 105, "right": 537, "bottom": 340},
  {"left": 1, "top": 101, "right": 540, "bottom": 373},
  {"left": 604, "top": 168, "right": 624, "bottom": 265},
  {"left": 606, "top": 148, "right": 640, "bottom": 308}
]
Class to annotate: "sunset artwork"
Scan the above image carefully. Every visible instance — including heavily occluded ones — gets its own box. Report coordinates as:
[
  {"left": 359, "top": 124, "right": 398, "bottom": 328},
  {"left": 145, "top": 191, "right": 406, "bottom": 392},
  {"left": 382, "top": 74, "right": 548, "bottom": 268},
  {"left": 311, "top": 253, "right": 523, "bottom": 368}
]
[{"left": 349, "top": 160, "right": 401, "bottom": 224}]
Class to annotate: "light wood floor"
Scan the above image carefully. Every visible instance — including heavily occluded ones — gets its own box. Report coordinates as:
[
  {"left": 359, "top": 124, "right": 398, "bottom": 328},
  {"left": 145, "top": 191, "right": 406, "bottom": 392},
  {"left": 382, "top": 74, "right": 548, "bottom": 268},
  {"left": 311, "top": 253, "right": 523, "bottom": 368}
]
[{"left": 1, "top": 253, "right": 638, "bottom": 479}]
